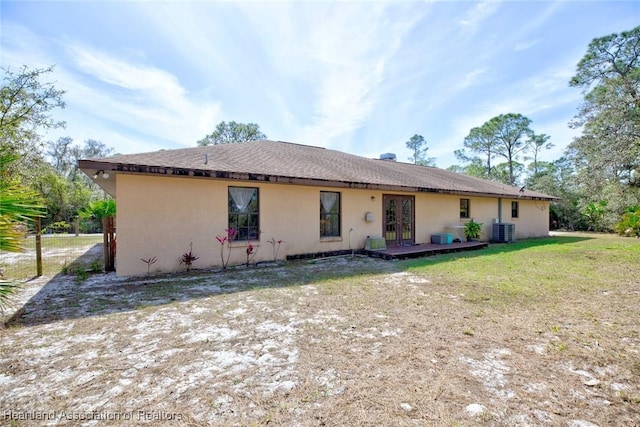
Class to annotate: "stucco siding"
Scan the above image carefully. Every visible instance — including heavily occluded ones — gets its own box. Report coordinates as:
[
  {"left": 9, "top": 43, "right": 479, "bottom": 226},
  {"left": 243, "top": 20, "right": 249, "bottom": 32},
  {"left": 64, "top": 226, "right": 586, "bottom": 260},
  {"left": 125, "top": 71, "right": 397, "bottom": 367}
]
[
  {"left": 116, "top": 174, "right": 386, "bottom": 276},
  {"left": 414, "top": 193, "right": 459, "bottom": 242},
  {"left": 260, "top": 185, "right": 382, "bottom": 255},
  {"left": 115, "top": 174, "right": 550, "bottom": 276},
  {"left": 117, "top": 174, "right": 226, "bottom": 276},
  {"left": 416, "top": 196, "right": 550, "bottom": 241},
  {"left": 505, "top": 199, "right": 550, "bottom": 239}
]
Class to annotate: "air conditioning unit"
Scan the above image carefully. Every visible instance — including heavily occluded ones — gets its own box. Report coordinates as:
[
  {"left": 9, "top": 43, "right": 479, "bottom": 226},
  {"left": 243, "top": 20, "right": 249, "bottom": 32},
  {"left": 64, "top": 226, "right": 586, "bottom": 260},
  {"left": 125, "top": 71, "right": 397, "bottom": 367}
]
[{"left": 492, "top": 223, "right": 515, "bottom": 243}]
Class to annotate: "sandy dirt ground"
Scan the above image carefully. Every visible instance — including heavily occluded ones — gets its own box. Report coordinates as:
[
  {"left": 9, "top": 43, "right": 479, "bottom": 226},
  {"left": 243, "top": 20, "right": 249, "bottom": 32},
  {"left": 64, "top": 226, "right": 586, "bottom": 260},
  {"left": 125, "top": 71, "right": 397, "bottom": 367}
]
[{"left": 1, "top": 256, "right": 639, "bottom": 426}]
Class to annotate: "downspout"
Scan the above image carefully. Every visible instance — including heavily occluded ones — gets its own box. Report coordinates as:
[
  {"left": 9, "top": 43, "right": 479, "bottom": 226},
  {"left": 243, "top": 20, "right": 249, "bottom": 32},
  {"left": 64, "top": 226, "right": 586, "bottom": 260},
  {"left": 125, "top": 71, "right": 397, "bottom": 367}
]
[{"left": 498, "top": 198, "right": 503, "bottom": 223}]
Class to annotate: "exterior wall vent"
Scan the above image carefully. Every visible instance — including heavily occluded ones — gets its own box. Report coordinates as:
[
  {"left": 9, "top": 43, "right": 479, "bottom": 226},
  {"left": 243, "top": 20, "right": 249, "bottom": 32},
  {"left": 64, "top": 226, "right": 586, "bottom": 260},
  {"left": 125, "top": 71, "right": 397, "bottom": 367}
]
[{"left": 380, "top": 153, "right": 397, "bottom": 161}]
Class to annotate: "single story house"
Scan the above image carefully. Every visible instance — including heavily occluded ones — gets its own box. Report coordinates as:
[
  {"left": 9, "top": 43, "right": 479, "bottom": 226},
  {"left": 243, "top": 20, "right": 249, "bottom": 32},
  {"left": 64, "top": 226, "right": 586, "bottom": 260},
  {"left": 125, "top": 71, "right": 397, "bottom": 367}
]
[{"left": 79, "top": 140, "right": 556, "bottom": 276}]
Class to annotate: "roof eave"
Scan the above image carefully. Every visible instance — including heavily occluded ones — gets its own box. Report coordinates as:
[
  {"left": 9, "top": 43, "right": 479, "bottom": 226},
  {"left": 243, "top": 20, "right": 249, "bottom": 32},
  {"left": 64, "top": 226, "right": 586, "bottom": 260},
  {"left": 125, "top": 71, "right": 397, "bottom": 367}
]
[{"left": 77, "top": 159, "right": 559, "bottom": 201}]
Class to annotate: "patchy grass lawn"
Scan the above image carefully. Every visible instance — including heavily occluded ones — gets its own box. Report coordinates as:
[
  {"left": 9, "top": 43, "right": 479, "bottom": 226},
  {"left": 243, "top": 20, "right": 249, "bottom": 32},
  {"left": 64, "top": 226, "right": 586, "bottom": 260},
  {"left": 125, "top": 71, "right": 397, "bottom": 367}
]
[
  {"left": 1, "top": 233, "right": 639, "bottom": 426},
  {"left": 1, "top": 234, "right": 103, "bottom": 279}
]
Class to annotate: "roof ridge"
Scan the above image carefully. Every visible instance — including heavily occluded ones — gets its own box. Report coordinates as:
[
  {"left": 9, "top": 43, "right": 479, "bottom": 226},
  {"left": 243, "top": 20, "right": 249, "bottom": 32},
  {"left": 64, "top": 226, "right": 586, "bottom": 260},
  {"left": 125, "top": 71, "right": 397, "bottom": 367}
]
[{"left": 272, "top": 139, "right": 325, "bottom": 150}]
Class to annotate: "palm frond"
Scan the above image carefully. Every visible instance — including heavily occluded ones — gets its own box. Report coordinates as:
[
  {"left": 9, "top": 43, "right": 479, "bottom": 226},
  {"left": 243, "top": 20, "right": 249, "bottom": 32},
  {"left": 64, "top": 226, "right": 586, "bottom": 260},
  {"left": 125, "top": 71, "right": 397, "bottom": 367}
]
[
  {"left": 0, "top": 279, "right": 20, "bottom": 313},
  {"left": 0, "top": 186, "right": 45, "bottom": 220},
  {"left": 0, "top": 154, "right": 46, "bottom": 252}
]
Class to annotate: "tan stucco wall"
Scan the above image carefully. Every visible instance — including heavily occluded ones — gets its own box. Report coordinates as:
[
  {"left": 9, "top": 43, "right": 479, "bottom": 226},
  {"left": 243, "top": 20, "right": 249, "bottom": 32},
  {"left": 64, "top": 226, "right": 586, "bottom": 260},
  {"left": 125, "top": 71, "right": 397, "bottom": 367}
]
[
  {"left": 115, "top": 174, "right": 550, "bottom": 276},
  {"left": 116, "top": 174, "right": 384, "bottom": 276},
  {"left": 414, "top": 193, "right": 460, "bottom": 241},
  {"left": 425, "top": 196, "right": 550, "bottom": 240},
  {"left": 501, "top": 198, "right": 551, "bottom": 239},
  {"left": 116, "top": 174, "right": 226, "bottom": 276}
]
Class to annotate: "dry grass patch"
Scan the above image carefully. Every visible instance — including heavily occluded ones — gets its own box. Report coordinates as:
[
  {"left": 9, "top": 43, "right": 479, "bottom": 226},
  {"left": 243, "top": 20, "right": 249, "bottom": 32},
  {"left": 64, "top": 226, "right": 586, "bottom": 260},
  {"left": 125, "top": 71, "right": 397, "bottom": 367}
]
[{"left": 1, "top": 234, "right": 639, "bottom": 426}]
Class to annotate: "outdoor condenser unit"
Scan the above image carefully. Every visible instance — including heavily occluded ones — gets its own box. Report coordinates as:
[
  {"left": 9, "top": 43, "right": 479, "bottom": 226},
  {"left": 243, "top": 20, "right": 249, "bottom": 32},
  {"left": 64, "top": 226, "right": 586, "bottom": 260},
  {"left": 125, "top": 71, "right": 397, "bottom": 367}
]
[{"left": 492, "top": 223, "right": 515, "bottom": 243}]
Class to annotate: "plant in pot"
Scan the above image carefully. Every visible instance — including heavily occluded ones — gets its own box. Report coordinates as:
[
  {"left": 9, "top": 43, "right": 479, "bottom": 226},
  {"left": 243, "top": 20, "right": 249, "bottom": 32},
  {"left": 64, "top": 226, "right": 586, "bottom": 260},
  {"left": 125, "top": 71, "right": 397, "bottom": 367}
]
[{"left": 464, "top": 220, "right": 483, "bottom": 241}]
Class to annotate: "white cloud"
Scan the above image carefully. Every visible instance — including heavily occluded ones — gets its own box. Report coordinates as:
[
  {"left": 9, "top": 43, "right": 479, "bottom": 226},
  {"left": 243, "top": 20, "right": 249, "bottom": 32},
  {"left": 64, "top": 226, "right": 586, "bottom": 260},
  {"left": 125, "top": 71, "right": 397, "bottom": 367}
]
[
  {"left": 63, "top": 44, "right": 222, "bottom": 148},
  {"left": 514, "top": 39, "right": 541, "bottom": 52},
  {"left": 454, "top": 68, "right": 488, "bottom": 91},
  {"left": 69, "top": 45, "right": 184, "bottom": 96},
  {"left": 434, "top": 58, "right": 582, "bottom": 169},
  {"left": 286, "top": 3, "right": 423, "bottom": 150},
  {"left": 1, "top": 22, "right": 222, "bottom": 152},
  {"left": 3, "top": 0, "right": 624, "bottom": 168},
  {"left": 459, "top": 0, "right": 500, "bottom": 29},
  {"left": 518, "top": 1, "right": 562, "bottom": 35},
  {"left": 491, "top": 65, "right": 580, "bottom": 116},
  {"left": 0, "top": 23, "right": 53, "bottom": 69},
  {"left": 122, "top": 3, "right": 236, "bottom": 83}
]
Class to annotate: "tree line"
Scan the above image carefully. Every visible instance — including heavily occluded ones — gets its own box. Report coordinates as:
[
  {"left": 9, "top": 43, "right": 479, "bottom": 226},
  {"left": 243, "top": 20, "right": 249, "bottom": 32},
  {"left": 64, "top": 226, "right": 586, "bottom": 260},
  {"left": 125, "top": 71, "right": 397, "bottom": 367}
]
[
  {"left": 0, "top": 66, "right": 114, "bottom": 237},
  {"left": 401, "top": 26, "right": 640, "bottom": 234},
  {"left": 2, "top": 25, "right": 639, "bottom": 238}
]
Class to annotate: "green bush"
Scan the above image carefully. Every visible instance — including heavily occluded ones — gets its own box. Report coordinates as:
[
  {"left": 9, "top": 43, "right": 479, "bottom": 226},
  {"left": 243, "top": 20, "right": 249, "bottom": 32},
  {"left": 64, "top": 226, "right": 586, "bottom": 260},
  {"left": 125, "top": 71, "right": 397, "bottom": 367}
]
[
  {"left": 47, "top": 221, "right": 70, "bottom": 234},
  {"left": 80, "top": 199, "right": 116, "bottom": 221},
  {"left": 79, "top": 218, "right": 102, "bottom": 234},
  {"left": 582, "top": 200, "right": 608, "bottom": 232},
  {"left": 615, "top": 206, "right": 640, "bottom": 237},
  {"left": 464, "top": 220, "right": 483, "bottom": 240}
]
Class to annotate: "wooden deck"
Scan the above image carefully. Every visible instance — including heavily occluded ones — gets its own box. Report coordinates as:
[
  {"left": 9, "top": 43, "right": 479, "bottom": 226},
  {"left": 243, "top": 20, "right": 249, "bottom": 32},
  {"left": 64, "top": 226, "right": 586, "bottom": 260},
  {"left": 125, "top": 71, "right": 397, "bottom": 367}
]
[{"left": 364, "top": 241, "right": 488, "bottom": 260}]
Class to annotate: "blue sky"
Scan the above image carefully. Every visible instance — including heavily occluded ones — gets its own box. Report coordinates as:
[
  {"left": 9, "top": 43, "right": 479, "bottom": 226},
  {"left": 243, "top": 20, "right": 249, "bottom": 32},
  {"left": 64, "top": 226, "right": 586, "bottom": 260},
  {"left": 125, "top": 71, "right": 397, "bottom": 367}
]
[{"left": 1, "top": 1, "right": 638, "bottom": 168}]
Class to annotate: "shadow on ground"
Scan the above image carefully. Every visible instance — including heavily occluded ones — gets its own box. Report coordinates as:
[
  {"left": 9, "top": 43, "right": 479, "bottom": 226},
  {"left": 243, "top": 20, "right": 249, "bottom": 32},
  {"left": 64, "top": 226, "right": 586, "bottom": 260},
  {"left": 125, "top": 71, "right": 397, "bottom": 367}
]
[{"left": 6, "top": 235, "right": 592, "bottom": 328}]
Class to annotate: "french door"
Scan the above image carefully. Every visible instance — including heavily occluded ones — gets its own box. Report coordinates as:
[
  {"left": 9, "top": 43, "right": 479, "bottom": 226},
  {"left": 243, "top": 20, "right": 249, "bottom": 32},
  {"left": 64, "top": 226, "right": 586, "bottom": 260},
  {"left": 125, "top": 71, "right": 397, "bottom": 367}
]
[{"left": 383, "top": 195, "right": 415, "bottom": 246}]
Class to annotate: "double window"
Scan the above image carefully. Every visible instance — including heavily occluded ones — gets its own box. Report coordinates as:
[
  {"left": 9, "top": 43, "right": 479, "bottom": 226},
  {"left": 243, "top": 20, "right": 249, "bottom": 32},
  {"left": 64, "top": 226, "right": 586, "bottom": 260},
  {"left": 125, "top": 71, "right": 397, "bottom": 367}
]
[
  {"left": 228, "top": 187, "right": 259, "bottom": 241},
  {"left": 320, "top": 191, "right": 341, "bottom": 237},
  {"left": 460, "top": 198, "right": 470, "bottom": 219}
]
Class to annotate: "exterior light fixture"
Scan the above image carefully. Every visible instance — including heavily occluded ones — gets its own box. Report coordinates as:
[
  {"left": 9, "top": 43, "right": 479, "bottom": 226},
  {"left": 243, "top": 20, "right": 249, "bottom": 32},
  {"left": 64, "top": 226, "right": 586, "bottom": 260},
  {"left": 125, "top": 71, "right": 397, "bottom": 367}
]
[{"left": 93, "top": 170, "right": 110, "bottom": 179}]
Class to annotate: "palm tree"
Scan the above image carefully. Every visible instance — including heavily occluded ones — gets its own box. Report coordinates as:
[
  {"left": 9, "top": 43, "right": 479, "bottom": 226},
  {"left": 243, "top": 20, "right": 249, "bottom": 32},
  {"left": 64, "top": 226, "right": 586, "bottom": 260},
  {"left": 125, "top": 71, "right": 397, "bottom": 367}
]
[{"left": 0, "top": 153, "right": 45, "bottom": 313}]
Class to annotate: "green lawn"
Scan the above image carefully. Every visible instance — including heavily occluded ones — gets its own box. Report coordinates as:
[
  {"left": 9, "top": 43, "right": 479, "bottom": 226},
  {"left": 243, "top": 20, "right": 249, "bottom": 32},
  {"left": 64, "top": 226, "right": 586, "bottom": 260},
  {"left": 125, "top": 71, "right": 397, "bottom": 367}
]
[{"left": 403, "top": 233, "right": 640, "bottom": 305}]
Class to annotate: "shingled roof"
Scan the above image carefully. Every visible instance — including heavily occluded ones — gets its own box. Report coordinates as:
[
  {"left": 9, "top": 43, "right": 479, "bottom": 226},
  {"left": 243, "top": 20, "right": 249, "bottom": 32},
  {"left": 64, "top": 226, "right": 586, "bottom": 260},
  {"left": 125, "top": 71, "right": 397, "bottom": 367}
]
[{"left": 78, "top": 140, "right": 557, "bottom": 200}]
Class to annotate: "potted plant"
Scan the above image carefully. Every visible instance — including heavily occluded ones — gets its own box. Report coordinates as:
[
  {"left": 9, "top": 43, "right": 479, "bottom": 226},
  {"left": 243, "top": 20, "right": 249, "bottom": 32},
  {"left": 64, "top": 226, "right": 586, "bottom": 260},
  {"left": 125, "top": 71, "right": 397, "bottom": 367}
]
[{"left": 464, "top": 220, "right": 483, "bottom": 241}]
